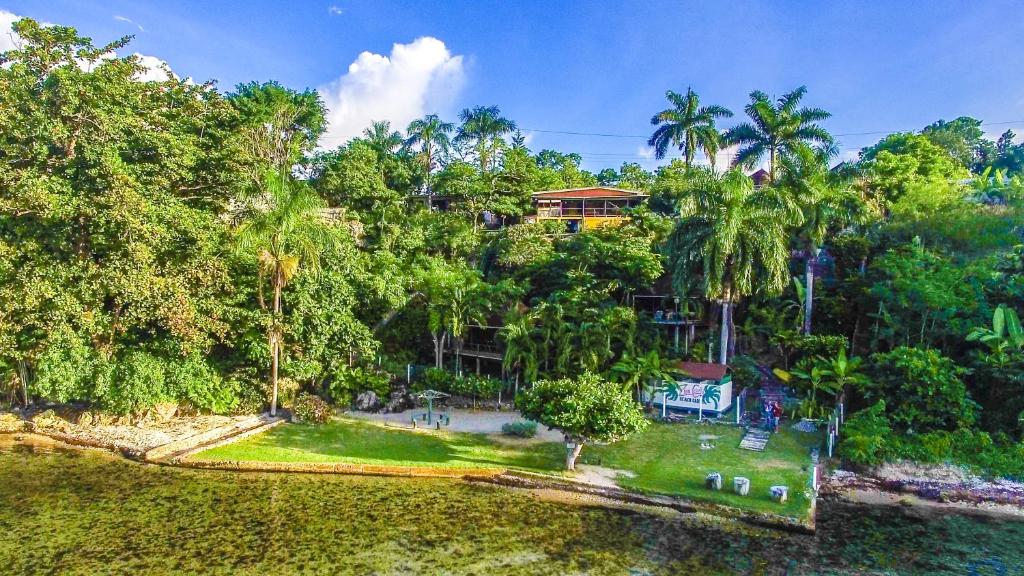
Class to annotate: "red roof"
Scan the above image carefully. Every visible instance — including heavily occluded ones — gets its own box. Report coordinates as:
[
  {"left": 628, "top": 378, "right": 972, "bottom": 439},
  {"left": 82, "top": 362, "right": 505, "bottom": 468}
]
[
  {"left": 531, "top": 187, "right": 647, "bottom": 200},
  {"left": 671, "top": 361, "right": 729, "bottom": 381},
  {"left": 750, "top": 169, "right": 771, "bottom": 186}
]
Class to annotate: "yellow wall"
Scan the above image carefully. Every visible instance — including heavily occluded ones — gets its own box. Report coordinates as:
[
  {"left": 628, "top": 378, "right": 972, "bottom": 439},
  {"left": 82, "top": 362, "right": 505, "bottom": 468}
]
[{"left": 533, "top": 215, "right": 629, "bottom": 230}]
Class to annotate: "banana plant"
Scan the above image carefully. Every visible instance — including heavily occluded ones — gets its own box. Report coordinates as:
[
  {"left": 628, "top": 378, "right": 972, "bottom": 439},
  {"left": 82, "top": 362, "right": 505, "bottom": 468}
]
[{"left": 967, "top": 305, "right": 1024, "bottom": 353}]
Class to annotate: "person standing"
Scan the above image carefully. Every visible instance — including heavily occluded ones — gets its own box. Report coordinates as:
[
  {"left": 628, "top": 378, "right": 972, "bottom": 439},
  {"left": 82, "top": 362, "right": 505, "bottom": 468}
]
[{"left": 772, "top": 401, "right": 783, "bottom": 433}]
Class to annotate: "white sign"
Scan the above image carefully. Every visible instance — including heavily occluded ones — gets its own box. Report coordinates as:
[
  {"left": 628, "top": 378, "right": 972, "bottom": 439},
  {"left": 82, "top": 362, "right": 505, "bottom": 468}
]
[{"left": 645, "top": 378, "right": 732, "bottom": 414}]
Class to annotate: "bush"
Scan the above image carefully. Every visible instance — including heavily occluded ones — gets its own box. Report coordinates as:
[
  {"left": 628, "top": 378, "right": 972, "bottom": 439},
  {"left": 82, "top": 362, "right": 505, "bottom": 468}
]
[
  {"left": 165, "top": 354, "right": 239, "bottom": 414},
  {"left": 450, "top": 375, "right": 502, "bottom": 404},
  {"left": 291, "top": 393, "right": 332, "bottom": 424},
  {"left": 840, "top": 401, "right": 892, "bottom": 466},
  {"left": 501, "top": 421, "right": 537, "bottom": 438},
  {"left": 104, "top": 351, "right": 174, "bottom": 415},
  {"left": 418, "top": 367, "right": 455, "bottom": 393},
  {"left": 866, "top": 347, "right": 976, "bottom": 432},
  {"left": 328, "top": 366, "right": 392, "bottom": 404}
]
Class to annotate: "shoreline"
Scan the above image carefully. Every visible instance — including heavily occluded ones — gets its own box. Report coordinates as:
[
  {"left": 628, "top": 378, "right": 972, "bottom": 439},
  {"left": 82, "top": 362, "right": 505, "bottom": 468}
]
[{"left": 2, "top": 429, "right": 816, "bottom": 533}]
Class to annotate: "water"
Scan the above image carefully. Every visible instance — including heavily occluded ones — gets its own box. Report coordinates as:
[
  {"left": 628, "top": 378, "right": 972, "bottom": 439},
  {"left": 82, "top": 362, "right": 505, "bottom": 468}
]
[{"left": 0, "top": 440, "right": 1021, "bottom": 575}]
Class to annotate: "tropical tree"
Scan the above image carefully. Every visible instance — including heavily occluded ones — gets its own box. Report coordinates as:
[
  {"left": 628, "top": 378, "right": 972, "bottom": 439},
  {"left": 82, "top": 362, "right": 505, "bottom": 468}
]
[
  {"left": 609, "top": 351, "right": 678, "bottom": 406},
  {"left": 648, "top": 88, "right": 732, "bottom": 169},
  {"left": 404, "top": 114, "right": 455, "bottom": 205},
  {"left": 455, "top": 105, "right": 517, "bottom": 172},
  {"left": 235, "top": 173, "right": 338, "bottom": 416},
  {"left": 517, "top": 372, "right": 647, "bottom": 470},
  {"left": 499, "top": 311, "right": 538, "bottom": 398},
  {"left": 723, "top": 86, "right": 833, "bottom": 181},
  {"left": 777, "top": 146, "right": 863, "bottom": 334},
  {"left": 667, "top": 169, "right": 797, "bottom": 364}
]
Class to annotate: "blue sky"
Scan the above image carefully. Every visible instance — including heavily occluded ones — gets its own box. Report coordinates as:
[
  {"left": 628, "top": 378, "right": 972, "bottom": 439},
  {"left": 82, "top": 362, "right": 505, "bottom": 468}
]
[{"left": 5, "top": 1, "right": 1024, "bottom": 171}]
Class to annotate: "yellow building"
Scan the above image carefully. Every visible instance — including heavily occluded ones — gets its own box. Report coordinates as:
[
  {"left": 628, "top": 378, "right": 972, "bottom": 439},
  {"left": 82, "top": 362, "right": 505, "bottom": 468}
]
[{"left": 526, "top": 187, "right": 648, "bottom": 232}]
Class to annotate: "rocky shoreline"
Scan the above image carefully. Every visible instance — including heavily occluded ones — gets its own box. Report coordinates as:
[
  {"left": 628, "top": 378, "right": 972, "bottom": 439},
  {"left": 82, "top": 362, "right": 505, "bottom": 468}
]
[{"left": 822, "top": 464, "right": 1024, "bottom": 520}]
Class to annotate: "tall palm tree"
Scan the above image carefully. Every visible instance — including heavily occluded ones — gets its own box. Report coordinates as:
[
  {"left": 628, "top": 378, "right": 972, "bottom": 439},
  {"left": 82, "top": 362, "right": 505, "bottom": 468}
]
[
  {"left": 723, "top": 86, "right": 833, "bottom": 181},
  {"left": 404, "top": 114, "right": 454, "bottom": 207},
  {"left": 236, "top": 173, "right": 337, "bottom": 416},
  {"left": 777, "top": 146, "right": 863, "bottom": 334},
  {"left": 648, "top": 88, "right": 732, "bottom": 169},
  {"left": 668, "top": 168, "right": 798, "bottom": 364},
  {"left": 454, "top": 105, "right": 517, "bottom": 172}
]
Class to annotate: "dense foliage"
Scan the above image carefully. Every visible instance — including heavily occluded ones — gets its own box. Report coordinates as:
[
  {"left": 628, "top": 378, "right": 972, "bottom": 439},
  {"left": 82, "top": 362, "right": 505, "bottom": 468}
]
[{"left": 1, "top": 17, "right": 1022, "bottom": 479}]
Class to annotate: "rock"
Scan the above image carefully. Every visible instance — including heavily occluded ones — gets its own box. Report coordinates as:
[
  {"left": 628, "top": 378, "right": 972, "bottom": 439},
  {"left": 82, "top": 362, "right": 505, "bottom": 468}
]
[
  {"left": 734, "top": 477, "right": 750, "bottom": 496},
  {"left": 0, "top": 412, "right": 26, "bottom": 433},
  {"left": 705, "top": 473, "right": 723, "bottom": 491},
  {"left": 354, "top": 391, "right": 382, "bottom": 412},
  {"left": 31, "top": 409, "right": 69, "bottom": 431},
  {"left": 75, "top": 411, "right": 94, "bottom": 426},
  {"left": 382, "top": 384, "right": 412, "bottom": 414},
  {"left": 152, "top": 402, "right": 178, "bottom": 422},
  {"left": 770, "top": 485, "right": 789, "bottom": 503}
]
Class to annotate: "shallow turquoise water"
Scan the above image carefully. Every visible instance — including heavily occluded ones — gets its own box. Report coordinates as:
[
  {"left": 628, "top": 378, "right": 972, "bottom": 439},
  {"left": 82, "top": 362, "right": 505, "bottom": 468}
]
[{"left": 0, "top": 441, "right": 1021, "bottom": 575}]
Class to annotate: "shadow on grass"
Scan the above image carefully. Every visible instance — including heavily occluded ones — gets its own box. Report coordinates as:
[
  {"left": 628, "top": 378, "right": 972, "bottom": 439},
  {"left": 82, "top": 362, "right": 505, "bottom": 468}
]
[{"left": 204, "top": 418, "right": 565, "bottom": 472}]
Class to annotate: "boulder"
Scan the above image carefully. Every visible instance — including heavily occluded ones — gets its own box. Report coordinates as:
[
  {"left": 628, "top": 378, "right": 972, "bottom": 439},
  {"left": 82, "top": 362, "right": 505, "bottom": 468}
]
[
  {"left": 705, "top": 472, "right": 723, "bottom": 491},
  {"left": 382, "top": 384, "right": 412, "bottom": 413},
  {"left": 354, "top": 391, "right": 382, "bottom": 412},
  {"left": 734, "top": 477, "right": 750, "bottom": 496},
  {"left": 0, "top": 412, "right": 25, "bottom": 434},
  {"left": 75, "top": 411, "right": 95, "bottom": 426},
  {"left": 152, "top": 402, "right": 178, "bottom": 422},
  {"left": 31, "top": 409, "right": 69, "bottom": 431},
  {"left": 770, "top": 485, "right": 789, "bottom": 503}
]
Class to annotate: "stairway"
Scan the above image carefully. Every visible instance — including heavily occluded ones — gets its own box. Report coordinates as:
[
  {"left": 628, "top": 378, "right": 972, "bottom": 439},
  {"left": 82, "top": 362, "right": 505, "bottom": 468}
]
[{"left": 739, "top": 429, "right": 770, "bottom": 452}]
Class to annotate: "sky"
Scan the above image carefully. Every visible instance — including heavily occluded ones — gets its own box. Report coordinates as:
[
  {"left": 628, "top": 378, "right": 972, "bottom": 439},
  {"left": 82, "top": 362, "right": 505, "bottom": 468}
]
[{"left": 4, "top": 0, "right": 1024, "bottom": 172}]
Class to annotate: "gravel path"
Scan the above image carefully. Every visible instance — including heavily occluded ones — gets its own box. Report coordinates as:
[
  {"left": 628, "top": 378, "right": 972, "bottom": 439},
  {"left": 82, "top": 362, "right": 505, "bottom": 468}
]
[{"left": 343, "top": 408, "right": 566, "bottom": 442}]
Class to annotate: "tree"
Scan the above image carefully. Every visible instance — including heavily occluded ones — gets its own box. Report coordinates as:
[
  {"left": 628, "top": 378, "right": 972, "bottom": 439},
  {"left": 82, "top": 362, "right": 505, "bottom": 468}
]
[
  {"left": 648, "top": 88, "right": 732, "bottom": 168},
  {"left": 723, "top": 86, "right": 833, "bottom": 181},
  {"left": 922, "top": 116, "right": 992, "bottom": 172},
  {"left": 865, "top": 347, "right": 976, "bottom": 433},
  {"left": 667, "top": 169, "right": 797, "bottom": 363},
  {"left": 499, "top": 311, "right": 538, "bottom": 398},
  {"left": 235, "top": 173, "right": 337, "bottom": 416},
  {"left": 609, "top": 351, "right": 677, "bottom": 406},
  {"left": 363, "top": 120, "right": 404, "bottom": 159},
  {"left": 778, "top": 146, "right": 864, "bottom": 334},
  {"left": 229, "top": 81, "right": 326, "bottom": 185},
  {"left": 404, "top": 114, "right": 455, "bottom": 205},
  {"left": 517, "top": 372, "right": 647, "bottom": 470},
  {"left": 454, "top": 105, "right": 517, "bottom": 172}
]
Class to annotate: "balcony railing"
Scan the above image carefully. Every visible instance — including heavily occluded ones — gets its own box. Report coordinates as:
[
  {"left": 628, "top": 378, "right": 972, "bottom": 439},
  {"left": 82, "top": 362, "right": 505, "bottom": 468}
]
[{"left": 536, "top": 206, "right": 628, "bottom": 218}]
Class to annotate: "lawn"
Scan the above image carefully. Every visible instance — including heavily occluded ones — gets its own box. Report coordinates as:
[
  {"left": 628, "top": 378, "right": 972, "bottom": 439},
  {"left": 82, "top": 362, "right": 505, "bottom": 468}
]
[
  {"left": 194, "top": 417, "right": 565, "bottom": 473},
  {"left": 584, "top": 421, "right": 821, "bottom": 518},
  {"left": 194, "top": 416, "right": 820, "bottom": 519}
]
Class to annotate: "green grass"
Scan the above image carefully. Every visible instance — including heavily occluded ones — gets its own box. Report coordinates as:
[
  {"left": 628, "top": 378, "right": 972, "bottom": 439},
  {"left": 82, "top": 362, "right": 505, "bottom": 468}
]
[
  {"left": 585, "top": 422, "right": 821, "bottom": 518},
  {"left": 196, "top": 416, "right": 820, "bottom": 519},
  {"left": 196, "top": 417, "right": 565, "bottom": 473}
]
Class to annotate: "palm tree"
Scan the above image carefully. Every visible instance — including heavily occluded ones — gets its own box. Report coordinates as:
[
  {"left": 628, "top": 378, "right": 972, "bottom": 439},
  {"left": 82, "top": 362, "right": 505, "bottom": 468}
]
[
  {"left": 609, "top": 351, "right": 677, "bottom": 407},
  {"left": 667, "top": 168, "right": 797, "bottom": 364},
  {"left": 777, "top": 146, "right": 863, "bottom": 334},
  {"left": 648, "top": 88, "right": 732, "bottom": 169},
  {"left": 363, "top": 120, "right": 404, "bottom": 158},
  {"left": 404, "top": 114, "right": 454, "bottom": 207},
  {"left": 723, "top": 86, "right": 833, "bottom": 181},
  {"left": 454, "top": 105, "right": 517, "bottom": 172},
  {"left": 236, "top": 173, "right": 337, "bottom": 416},
  {"left": 499, "top": 312, "right": 538, "bottom": 399}
]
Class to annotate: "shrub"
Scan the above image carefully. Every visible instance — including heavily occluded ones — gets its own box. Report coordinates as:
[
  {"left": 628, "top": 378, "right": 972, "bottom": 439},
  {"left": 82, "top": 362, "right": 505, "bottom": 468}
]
[
  {"left": 165, "top": 354, "right": 239, "bottom": 414},
  {"left": 418, "top": 367, "right": 455, "bottom": 393},
  {"left": 501, "top": 421, "right": 537, "bottom": 438},
  {"left": 866, "top": 347, "right": 976, "bottom": 432},
  {"left": 840, "top": 401, "right": 892, "bottom": 466},
  {"left": 104, "top": 351, "right": 174, "bottom": 415},
  {"left": 328, "top": 366, "right": 392, "bottom": 404},
  {"left": 31, "top": 329, "right": 98, "bottom": 404},
  {"left": 230, "top": 375, "right": 267, "bottom": 415},
  {"left": 291, "top": 393, "right": 331, "bottom": 424}
]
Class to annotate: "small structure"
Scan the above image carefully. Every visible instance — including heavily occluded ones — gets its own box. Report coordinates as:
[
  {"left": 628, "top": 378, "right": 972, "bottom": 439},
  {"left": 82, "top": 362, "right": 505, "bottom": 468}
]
[
  {"left": 525, "top": 187, "right": 647, "bottom": 233},
  {"left": 734, "top": 477, "right": 751, "bottom": 496},
  {"left": 645, "top": 362, "right": 733, "bottom": 417}
]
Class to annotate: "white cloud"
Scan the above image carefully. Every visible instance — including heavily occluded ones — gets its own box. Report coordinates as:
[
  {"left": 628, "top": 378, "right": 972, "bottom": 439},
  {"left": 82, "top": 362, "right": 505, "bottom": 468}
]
[
  {"left": 113, "top": 15, "right": 144, "bottom": 32},
  {"left": 318, "top": 37, "right": 466, "bottom": 147},
  {"left": 328, "top": 5, "right": 344, "bottom": 16},
  {"left": 636, "top": 145, "right": 655, "bottom": 160},
  {"left": 0, "top": 9, "right": 24, "bottom": 52},
  {"left": 132, "top": 53, "right": 176, "bottom": 82}
]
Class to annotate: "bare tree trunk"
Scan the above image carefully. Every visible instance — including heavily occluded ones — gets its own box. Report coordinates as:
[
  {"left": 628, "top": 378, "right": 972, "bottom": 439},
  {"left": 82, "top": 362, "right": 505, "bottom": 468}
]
[
  {"left": 17, "top": 359, "right": 30, "bottom": 409},
  {"left": 565, "top": 441, "right": 585, "bottom": 471},
  {"left": 804, "top": 253, "right": 815, "bottom": 335},
  {"left": 719, "top": 301, "right": 730, "bottom": 365},
  {"left": 270, "top": 267, "right": 283, "bottom": 417}
]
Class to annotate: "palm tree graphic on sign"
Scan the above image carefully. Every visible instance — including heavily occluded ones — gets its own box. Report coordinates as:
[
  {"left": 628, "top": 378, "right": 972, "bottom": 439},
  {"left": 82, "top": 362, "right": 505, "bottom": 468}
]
[
  {"left": 664, "top": 382, "right": 681, "bottom": 401},
  {"left": 701, "top": 385, "right": 720, "bottom": 410}
]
